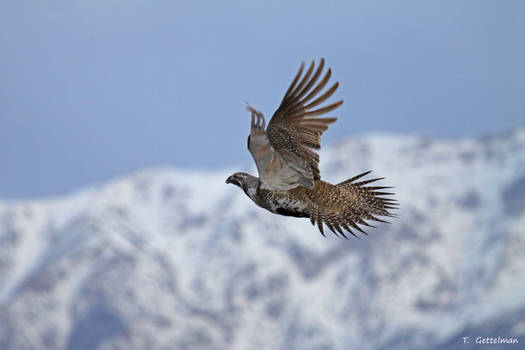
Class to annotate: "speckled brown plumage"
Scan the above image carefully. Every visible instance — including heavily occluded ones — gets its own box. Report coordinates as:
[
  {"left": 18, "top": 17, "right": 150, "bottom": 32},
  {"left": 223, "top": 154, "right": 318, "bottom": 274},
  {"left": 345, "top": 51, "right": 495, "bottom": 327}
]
[
  {"left": 267, "top": 58, "right": 342, "bottom": 182},
  {"left": 226, "top": 58, "right": 398, "bottom": 238},
  {"left": 254, "top": 171, "right": 397, "bottom": 238},
  {"left": 246, "top": 58, "right": 342, "bottom": 191}
]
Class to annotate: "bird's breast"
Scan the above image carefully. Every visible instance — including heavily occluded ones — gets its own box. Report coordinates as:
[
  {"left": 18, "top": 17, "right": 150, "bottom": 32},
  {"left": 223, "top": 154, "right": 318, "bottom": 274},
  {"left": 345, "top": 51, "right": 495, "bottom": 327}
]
[{"left": 259, "top": 190, "right": 310, "bottom": 218}]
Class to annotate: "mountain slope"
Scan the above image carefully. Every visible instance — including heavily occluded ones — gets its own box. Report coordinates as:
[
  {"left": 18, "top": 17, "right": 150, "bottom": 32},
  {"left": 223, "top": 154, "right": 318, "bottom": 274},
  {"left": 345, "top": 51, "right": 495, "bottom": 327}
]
[{"left": 1, "top": 129, "right": 524, "bottom": 350}]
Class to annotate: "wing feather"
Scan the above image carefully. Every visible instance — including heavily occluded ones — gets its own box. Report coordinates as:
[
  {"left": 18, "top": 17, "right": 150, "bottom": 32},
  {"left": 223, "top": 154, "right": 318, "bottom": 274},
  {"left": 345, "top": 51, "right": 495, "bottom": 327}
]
[
  {"left": 267, "top": 58, "right": 342, "bottom": 184},
  {"left": 247, "top": 58, "right": 342, "bottom": 190},
  {"left": 247, "top": 106, "right": 314, "bottom": 190}
]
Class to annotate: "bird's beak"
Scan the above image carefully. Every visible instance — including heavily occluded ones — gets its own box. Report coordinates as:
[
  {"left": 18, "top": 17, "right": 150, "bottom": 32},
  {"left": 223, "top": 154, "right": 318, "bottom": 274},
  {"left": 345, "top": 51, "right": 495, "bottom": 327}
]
[{"left": 225, "top": 176, "right": 233, "bottom": 184}]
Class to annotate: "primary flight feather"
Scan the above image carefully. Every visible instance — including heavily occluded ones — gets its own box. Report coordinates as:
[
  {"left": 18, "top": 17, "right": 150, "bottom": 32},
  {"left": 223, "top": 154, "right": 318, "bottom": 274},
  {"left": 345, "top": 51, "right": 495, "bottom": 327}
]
[{"left": 226, "top": 59, "right": 397, "bottom": 238}]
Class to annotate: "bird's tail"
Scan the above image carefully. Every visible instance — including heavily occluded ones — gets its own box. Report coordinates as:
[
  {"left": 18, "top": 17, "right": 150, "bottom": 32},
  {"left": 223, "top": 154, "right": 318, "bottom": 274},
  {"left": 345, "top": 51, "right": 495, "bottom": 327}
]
[{"left": 309, "top": 171, "right": 398, "bottom": 238}]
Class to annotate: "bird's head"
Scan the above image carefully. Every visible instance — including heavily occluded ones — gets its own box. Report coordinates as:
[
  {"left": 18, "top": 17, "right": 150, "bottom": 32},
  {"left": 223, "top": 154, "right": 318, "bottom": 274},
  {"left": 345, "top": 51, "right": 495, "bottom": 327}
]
[
  {"left": 225, "top": 172, "right": 251, "bottom": 187},
  {"left": 226, "top": 172, "right": 259, "bottom": 197}
]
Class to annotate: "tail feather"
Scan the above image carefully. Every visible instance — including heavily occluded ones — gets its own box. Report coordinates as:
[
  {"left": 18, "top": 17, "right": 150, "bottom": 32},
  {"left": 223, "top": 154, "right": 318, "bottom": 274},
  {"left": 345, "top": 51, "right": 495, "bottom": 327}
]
[{"left": 309, "top": 171, "right": 398, "bottom": 238}]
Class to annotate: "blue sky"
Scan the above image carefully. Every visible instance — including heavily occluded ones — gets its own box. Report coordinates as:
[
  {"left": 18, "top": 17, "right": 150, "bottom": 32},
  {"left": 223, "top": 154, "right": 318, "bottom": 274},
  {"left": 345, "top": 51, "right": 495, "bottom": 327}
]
[{"left": 1, "top": 1, "right": 524, "bottom": 198}]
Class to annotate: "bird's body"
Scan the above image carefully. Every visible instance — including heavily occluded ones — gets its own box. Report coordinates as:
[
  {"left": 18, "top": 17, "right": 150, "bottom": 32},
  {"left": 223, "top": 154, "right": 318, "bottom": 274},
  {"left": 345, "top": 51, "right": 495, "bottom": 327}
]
[
  {"left": 254, "top": 185, "right": 311, "bottom": 218},
  {"left": 226, "top": 59, "right": 397, "bottom": 238},
  {"left": 229, "top": 172, "right": 395, "bottom": 238}
]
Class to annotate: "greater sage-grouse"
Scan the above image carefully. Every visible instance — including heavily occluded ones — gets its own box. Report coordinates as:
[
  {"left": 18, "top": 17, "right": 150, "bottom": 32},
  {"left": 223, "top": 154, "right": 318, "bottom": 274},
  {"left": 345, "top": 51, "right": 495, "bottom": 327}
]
[{"left": 226, "top": 59, "right": 397, "bottom": 238}]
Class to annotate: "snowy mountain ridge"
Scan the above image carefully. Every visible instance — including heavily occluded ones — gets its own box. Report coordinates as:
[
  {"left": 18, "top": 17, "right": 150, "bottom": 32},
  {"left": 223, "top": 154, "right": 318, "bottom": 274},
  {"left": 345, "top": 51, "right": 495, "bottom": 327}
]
[{"left": 1, "top": 129, "right": 524, "bottom": 350}]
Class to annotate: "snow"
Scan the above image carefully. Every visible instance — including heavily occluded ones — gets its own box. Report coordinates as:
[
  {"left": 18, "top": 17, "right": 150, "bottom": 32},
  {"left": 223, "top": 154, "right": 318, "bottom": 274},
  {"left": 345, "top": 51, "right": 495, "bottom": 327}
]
[{"left": 0, "top": 128, "right": 524, "bottom": 350}]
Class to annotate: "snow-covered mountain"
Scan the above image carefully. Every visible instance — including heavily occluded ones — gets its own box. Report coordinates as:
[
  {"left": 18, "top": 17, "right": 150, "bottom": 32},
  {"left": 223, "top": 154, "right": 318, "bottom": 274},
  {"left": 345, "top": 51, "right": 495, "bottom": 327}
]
[{"left": 1, "top": 129, "right": 524, "bottom": 350}]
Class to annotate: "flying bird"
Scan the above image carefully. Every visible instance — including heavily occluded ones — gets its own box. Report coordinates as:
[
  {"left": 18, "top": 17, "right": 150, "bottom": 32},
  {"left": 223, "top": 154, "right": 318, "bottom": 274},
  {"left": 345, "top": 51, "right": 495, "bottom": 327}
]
[{"left": 226, "top": 59, "right": 397, "bottom": 238}]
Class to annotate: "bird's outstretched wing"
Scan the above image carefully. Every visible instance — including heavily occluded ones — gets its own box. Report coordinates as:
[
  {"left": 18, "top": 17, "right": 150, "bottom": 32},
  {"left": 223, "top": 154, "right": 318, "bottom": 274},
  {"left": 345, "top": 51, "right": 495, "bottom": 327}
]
[{"left": 247, "top": 58, "right": 343, "bottom": 190}]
